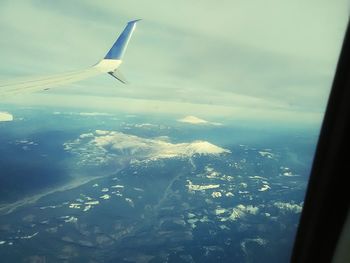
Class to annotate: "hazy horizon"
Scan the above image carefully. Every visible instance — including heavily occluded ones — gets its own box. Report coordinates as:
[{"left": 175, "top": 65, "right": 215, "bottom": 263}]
[{"left": 1, "top": 0, "right": 349, "bottom": 126}]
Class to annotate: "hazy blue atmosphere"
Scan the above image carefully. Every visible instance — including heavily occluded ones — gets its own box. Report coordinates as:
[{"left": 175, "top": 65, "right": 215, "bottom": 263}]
[{"left": 0, "top": 1, "right": 348, "bottom": 262}]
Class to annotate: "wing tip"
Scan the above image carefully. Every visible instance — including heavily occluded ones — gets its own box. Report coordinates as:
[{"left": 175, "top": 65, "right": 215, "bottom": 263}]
[
  {"left": 103, "top": 19, "right": 141, "bottom": 60},
  {"left": 128, "top": 19, "right": 142, "bottom": 24}
]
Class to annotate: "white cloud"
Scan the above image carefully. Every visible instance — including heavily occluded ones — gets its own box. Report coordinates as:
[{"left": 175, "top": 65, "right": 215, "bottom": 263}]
[
  {"left": 64, "top": 130, "right": 230, "bottom": 166},
  {"left": 53, "top": 111, "right": 112, "bottom": 117},
  {"left": 79, "top": 112, "right": 112, "bottom": 116},
  {"left": 5, "top": 93, "right": 324, "bottom": 126},
  {"left": 134, "top": 123, "right": 158, "bottom": 128},
  {"left": 177, "top": 115, "right": 222, "bottom": 126},
  {"left": 0, "top": 111, "right": 13, "bottom": 122}
]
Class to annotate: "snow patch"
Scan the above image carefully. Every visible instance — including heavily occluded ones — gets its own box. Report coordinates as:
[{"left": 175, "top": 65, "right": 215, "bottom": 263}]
[
  {"left": 274, "top": 201, "right": 303, "bottom": 213},
  {"left": 215, "top": 208, "right": 227, "bottom": 215},
  {"left": 258, "top": 185, "right": 271, "bottom": 191},
  {"left": 177, "top": 115, "right": 222, "bottom": 126},
  {"left": 80, "top": 133, "right": 94, "bottom": 139},
  {"left": 64, "top": 217, "right": 78, "bottom": 223},
  {"left": 100, "top": 194, "right": 110, "bottom": 200},
  {"left": 225, "top": 192, "right": 234, "bottom": 197},
  {"left": 0, "top": 112, "right": 13, "bottom": 122},
  {"left": 20, "top": 232, "right": 39, "bottom": 239},
  {"left": 228, "top": 204, "right": 259, "bottom": 221},
  {"left": 85, "top": 201, "right": 99, "bottom": 205},
  {"left": 211, "top": 192, "right": 222, "bottom": 198},
  {"left": 64, "top": 130, "right": 230, "bottom": 165},
  {"left": 111, "top": 185, "right": 124, "bottom": 189},
  {"left": 125, "top": 198, "right": 134, "bottom": 207},
  {"left": 241, "top": 238, "right": 267, "bottom": 254},
  {"left": 259, "top": 151, "right": 274, "bottom": 159},
  {"left": 178, "top": 116, "right": 208, "bottom": 124},
  {"left": 134, "top": 123, "right": 158, "bottom": 128},
  {"left": 240, "top": 182, "right": 248, "bottom": 188},
  {"left": 187, "top": 180, "right": 220, "bottom": 191},
  {"left": 83, "top": 205, "right": 92, "bottom": 212},
  {"left": 69, "top": 203, "right": 81, "bottom": 209}
]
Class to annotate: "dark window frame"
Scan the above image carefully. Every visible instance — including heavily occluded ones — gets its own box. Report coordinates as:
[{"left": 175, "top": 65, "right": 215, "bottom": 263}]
[{"left": 291, "top": 20, "right": 350, "bottom": 263}]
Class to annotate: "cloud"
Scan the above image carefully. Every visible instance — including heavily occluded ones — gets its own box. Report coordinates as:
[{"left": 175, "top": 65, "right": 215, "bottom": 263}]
[
  {"left": 64, "top": 130, "right": 230, "bottom": 166},
  {"left": 0, "top": 111, "right": 13, "bottom": 121},
  {"left": 79, "top": 112, "right": 112, "bottom": 116},
  {"left": 53, "top": 111, "right": 113, "bottom": 117},
  {"left": 177, "top": 115, "right": 222, "bottom": 126},
  {"left": 5, "top": 93, "right": 324, "bottom": 126},
  {"left": 134, "top": 123, "right": 158, "bottom": 128}
]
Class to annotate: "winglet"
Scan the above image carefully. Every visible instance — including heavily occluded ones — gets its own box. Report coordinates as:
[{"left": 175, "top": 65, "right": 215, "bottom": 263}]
[
  {"left": 108, "top": 69, "right": 128, "bottom": 84},
  {"left": 104, "top": 19, "right": 141, "bottom": 60}
]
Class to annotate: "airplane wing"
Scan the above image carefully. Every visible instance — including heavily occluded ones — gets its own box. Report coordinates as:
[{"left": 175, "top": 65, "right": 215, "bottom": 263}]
[{"left": 0, "top": 19, "right": 140, "bottom": 98}]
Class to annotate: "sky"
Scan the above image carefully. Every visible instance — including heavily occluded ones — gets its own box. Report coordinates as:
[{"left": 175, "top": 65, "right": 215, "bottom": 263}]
[{"left": 0, "top": 0, "right": 349, "bottom": 125}]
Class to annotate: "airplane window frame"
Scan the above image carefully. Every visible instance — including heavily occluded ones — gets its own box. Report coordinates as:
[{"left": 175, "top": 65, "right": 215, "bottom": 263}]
[{"left": 291, "top": 20, "right": 350, "bottom": 263}]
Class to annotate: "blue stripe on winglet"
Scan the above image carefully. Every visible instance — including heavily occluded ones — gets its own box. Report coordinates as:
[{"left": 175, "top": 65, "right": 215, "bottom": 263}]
[{"left": 104, "top": 19, "right": 141, "bottom": 60}]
